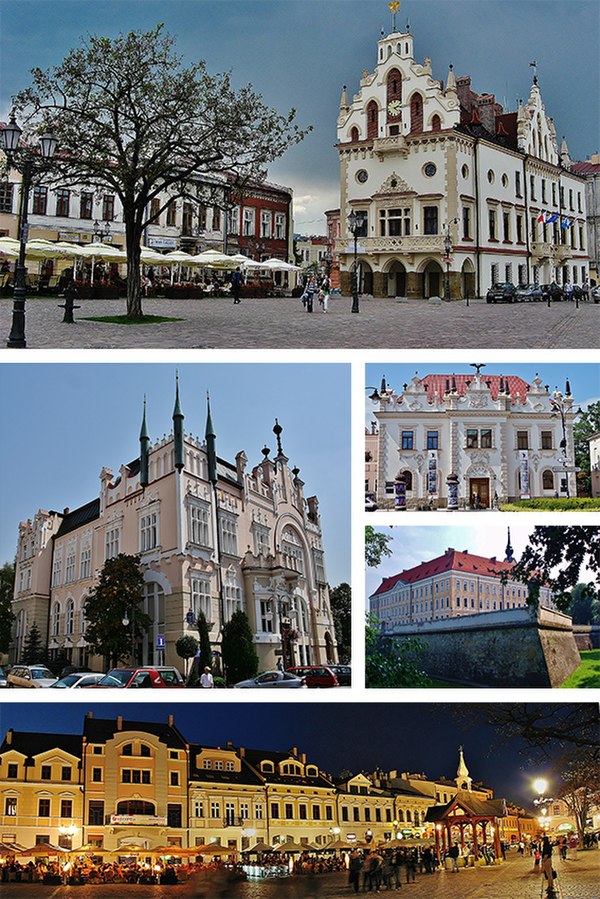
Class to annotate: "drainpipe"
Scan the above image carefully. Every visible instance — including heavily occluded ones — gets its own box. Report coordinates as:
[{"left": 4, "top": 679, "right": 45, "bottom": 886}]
[
  {"left": 474, "top": 137, "right": 481, "bottom": 297},
  {"left": 522, "top": 154, "right": 531, "bottom": 283}
]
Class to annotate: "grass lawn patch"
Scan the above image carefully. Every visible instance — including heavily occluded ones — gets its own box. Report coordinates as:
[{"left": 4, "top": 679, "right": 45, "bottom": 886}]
[
  {"left": 82, "top": 314, "right": 184, "bottom": 325},
  {"left": 499, "top": 498, "right": 600, "bottom": 511},
  {"left": 561, "top": 650, "right": 600, "bottom": 688}
]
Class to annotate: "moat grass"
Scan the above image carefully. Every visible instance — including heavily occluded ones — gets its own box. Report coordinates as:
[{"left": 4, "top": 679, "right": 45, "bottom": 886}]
[
  {"left": 560, "top": 650, "right": 600, "bottom": 688},
  {"left": 82, "top": 314, "right": 184, "bottom": 325}
]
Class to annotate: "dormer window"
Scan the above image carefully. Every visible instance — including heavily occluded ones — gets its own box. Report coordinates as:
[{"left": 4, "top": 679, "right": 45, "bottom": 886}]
[
  {"left": 261, "top": 761, "right": 275, "bottom": 773},
  {"left": 281, "top": 761, "right": 302, "bottom": 776},
  {"left": 306, "top": 765, "right": 319, "bottom": 777}
]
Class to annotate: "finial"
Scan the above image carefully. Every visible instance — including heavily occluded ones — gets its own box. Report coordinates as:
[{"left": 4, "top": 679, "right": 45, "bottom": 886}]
[
  {"left": 529, "top": 59, "right": 538, "bottom": 84},
  {"left": 273, "top": 418, "right": 283, "bottom": 455},
  {"left": 261, "top": 445, "right": 270, "bottom": 460},
  {"left": 388, "top": 1, "right": 401, "bottom": 33}
]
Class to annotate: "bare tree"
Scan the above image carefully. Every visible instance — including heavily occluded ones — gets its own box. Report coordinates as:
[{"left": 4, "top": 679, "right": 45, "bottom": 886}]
[{"left": 556, "top": 758, "right": 600, "bottom": 847}]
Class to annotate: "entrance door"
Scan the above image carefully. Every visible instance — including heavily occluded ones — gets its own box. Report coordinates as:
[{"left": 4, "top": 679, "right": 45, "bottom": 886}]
[{"left": 469, "top": 478, "right": 490, "bottom": 508}]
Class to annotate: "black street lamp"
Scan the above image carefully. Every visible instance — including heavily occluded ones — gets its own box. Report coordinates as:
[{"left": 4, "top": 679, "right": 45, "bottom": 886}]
[
  {"left": 443, "top": 218, "right": 459, "bottom": 302},
  {"left": 347, "top": 210, "right": 361, "bottom": 313},
  {"left": 122, "top": 608, "right": 136, "bottom": 665},
  {"left": 550, "top": 384, "right": 581, "bottom": 499},
  {"left": 93, "top": 218, "right": 112, "bottom": 242},
  {"left": 1, "top": 114, "right": 59, "bottom": 348}
]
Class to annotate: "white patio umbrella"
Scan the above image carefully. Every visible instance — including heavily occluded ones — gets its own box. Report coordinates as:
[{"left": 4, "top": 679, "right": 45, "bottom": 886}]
[
  {"left": 190, "top": 249, "right": 238, "bottom": 269},
  {"left": 79, "top": 241, "right": 127, "bottom": 284},
  {"left": 260, "top": 258, "right": 301, "bottom": 271},
  {"left": 0, "top": 237, "right": 20, "bottom": 257},
  {"left": 140, "top": 246, "right": 167, "bottom": 264},
  {"left": 162, "top": 249, "right": 199, "bottom": 284}
]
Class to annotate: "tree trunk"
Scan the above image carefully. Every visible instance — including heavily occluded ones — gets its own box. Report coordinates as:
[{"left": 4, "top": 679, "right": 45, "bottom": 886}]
[{"left": 125, "top": 214, "right": 144, "bottom": 318}]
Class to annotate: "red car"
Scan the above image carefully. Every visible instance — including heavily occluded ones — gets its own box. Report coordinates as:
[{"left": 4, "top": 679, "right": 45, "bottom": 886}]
[
  {"left": 286, "top": 665, "right": 340, "bottom": 688},
  {"left": 93, "top": 667, "right": 185, "bottom": 688}
]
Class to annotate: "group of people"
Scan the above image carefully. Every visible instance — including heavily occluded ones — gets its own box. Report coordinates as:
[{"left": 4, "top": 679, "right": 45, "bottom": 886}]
[{"left": 301, "top": 275, "right": 332, "bottom": 312}]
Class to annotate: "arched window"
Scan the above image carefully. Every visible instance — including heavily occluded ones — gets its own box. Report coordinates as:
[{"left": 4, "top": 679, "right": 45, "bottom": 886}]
[
  {"left": 402, "top": 470, "right": 413, "bottom": 491},
  {"left": 387, "top": 68, "right": 402, "bottom": 104},
  {"left": 350, "top": 126, "right": 359, "bottom": 142},
  {"left": 431, "top": 114, "right": 441, "bottom": 132},
  {"left": 261, "top": 760, "right": 274, "bottom": 773},
  {"left": 410, "top": 94, "right": 423, "bottom": 133},
  {"left": 143, "top": 581, "right": 166, "bottom": 665},
  {"left": 65, "top": 598, "right": 75, "bottom": 636},
  {"left": 366, "top": 101, "right": 379, "bottom": 140},
  {"left": 542, "top": 470, "right": 554, "bottom": 490},
  {"left": 281, "top": 761, "right": 302, "bottom": 776},
  {"left": 51, "top": 602, "right": 60, "bottom": 637},
  {"left": 306, "top": 765, "right": 319, "bottom": 777},
  {"left": 116, "top": 800, "right": 155, "bottom": 816},
  {"left": 281, "top": 527, "right": 305, "bottom": 575}
]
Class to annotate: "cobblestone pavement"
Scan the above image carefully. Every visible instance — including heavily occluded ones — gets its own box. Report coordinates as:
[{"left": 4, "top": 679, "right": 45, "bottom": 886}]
[
  {"left": 1, "top": 854, "right": 598, "bottom": 899},
  {"left": 1, "top": 295, "right": 598, "bottom": 350}
]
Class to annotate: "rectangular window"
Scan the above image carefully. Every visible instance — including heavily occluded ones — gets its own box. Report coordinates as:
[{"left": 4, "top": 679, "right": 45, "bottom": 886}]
[
  {"left": 299, "top": 804, "right": 307, "bottom": 820},
  {"left": 255, "top": 804, "right": 263, "bottom": 820},
  {"left": 325, "top": 805, "right": 333, "bottom": 821},
  {"left": 516, "top": 215, "right": 523, "bottom": 243},
  {"left": 38, "top": 799, "right": 51, "bottom": 817},
  {"left": 462, "top": 205, "right": 471, "bottom": 239},
  {"left": 342, "top": 806, "right": 349, "bottom": 821},
  {"left": 65, "top": 551, "right": 76, "bottom": 584},
  {"left": 260, "top": 600, "right": 274, "bottom": 633},
  {"left": 52, "top": 557, "right": 62, "bottom": 587},
  {"left": 92, "top": 767, "right": 102, "bottom": 782},
  {"left": 210, "top": 801, "right": 220, "bottom": 818},
  {"left": 401, "top": 431, "right": 414, "bottom": 450},
  {"left": 240, "top": 802, "right": 249, "bottom": 820},
  {"left": 105, "top": 527, "right": 120, "bottom": 560},
  {"left": 270, "top": 802, "right": 280, "bottom": 819},
  {"left": 529, "top": 175, "right": 536, "bottom": 201},
  {"left": 480, "top": 429, "right": 492, "bottom": 449},
  {"left": 541, "top": 431, "right": 552, "bottom": 450},
  {"left": 41, "top": 765, "right": 52, "bottom": 780},
  {"left": 170, "top": 772, "right": 179, "bottom": 786},
  {"left": 531, "top": 217, "right": 537, "bottom": 243},
  {"left": 102, "top": 194, "right": 115, "bottom": 221},
  {"left": 60, "top": 799, "right": 73, "bottom": 818},
  {"left": 541, "top": 179, "right": 547, "bottom": 203},
  {"left": 194, "top": 801, "right": 204, "bottom": 817},
  {"left": 353, "top": 806, "right": 360, "bottom": 822},
  {"left": 505, "top": 263, "right": 512, "bottom": 283},
  {"left": 466, "top": 429, "right": 478, "bottom": 448},
  {"left": 166, "top": 201, "right": 177, "bottom": 227},
  {"left": 426, "top": 431, "right": 438, "bottom": 450},
  {"left": 80, "top": 547, "right": 91, "bottom": 580},
  {"left": 150, "top": 197, "right": 161, "bottom": 223},
  {"left": 260, "top": 210, "right": 272, "bottom": 238},
  {"left": 191, "top": 576, "right": 212, "bottom": 623},
  {"left": 79, "top": 191, "right": 94, "bottom": 219},
  {"left": 275, "top": 212, "right": 285, "bottom": 240},
  {"left": 189, "top": 503, "right": 211, "bottom": 547},
  {"left": 7, "top": 764, "right": 18, "bottom": 779},
  {"left": 5, "top": 798, "right": 17, "bottom": 816},
  {"left": 56, "top": 188, "right": 70, "bottom": 217},
  {"left": 167, "top": 804, "right": 182, "bottom": 828},
  {"left": 32, "top": 186, "right": 48, "bottom": 215},
  {"left": 61, "top": 766, "right": 72, "bottom": 781},
  {"left": 515, "top": 171, "right": 521, "bottom": 197},
  {"left": 488, "top": 208, "right": 496, "bottom": 240},
  {"left": 242, "top": 208, "right": 255, "bottom": 237},
  {"left": 502, "top": 211, "right": 510, "bottom": 241},
  {"left": 212, "top": 206, "right": 221, "bottom": 232},
  {"left": 0, "top": 181, "right": 14, "bottom": 214},
  {"left": 140, "top": 510, "right": 158, "bottom": 552},
  {"left": 517, "top": 431, "right": 529, "bottom": 450},
  {"left": 182, "top": 203, "right": 194, "bottom": 236},
  {"left": 224, "top": 802, "right": 235, "bottom": 825},
  {"left": 198, "top": 204, "right": 207, "bottom": 231},
  {"left": 227, "top": 206, "right": 240, "bottom": 236},
  {"left": 285, "top": 803, "right": 294, "bottom": 819},
  {"left": 364, "top": 808, "right": 371, "bottom": 822},
  {"left": 220, "top": 515, "right": 238, "bottom": 555},
  {"left": 312, "top": 805, "right": 321, "bottom": 820},
  {"left": 423, "top": 206, "right": 438, "bottom": 235}
]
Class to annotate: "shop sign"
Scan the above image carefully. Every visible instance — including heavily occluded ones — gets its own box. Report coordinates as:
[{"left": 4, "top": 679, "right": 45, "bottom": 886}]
[
  {"left": 147, "top": 236, "right": 177, "bottom": 248},
  {"left": 110, "top": 814, "right": 167, "bottom": 826}
]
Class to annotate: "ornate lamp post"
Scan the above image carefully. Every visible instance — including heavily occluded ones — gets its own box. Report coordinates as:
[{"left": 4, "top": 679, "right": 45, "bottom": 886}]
[
  {"left": 347, "top": 210, "right": 361, "bottom": 313},
  {"left": 443, "top": 218, "right": 459, "bottom": 302},
  {"left": 1, "top": 113, "right": 59, "bottom": 348},
  {"left": 549, "top": 384, "right": 581, "bottom": 498},
  {"left": 93, "top": 217, "right": 112, "bottom": 242},
  {"left": 533, "top": 777, "right": 553, "bottom": 836},
  {"left": 122, "top": 608, "right": 136, "bottom": 665}
]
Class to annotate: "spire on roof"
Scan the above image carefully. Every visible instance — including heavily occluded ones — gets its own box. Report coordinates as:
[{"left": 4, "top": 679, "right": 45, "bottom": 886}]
[
  {"left": 173, "top": 371, "right": 184, "bottom": 472},
  {"left": 445, "top": 63, "right": 457, "bottom": 97},
  {"left": 139, "top": 396, "right": 150, "bottom": 489},
  {"left": 505, "top": 527, "right": 515, "bottom": 563},
  {"left": 456, "top": 746, "right": 472, "bottom": 792},
  {"left": 340, "top": 84, "right": 349, "bottom": 112},
  {"left": 205, "top": 392, "right": 217, "bottom": 486}
]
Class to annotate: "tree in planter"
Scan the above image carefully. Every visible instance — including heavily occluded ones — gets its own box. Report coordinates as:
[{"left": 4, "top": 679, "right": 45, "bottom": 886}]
[
  {"left": 13, "top": 24, "right": 309, "bottom": 318},
  {"left": 21, "top": 621, "right": 45, "bottom": 664},
  {"left": 84, "top": 554, "right": 151, "bottom": 668},
  {"left": 175, "top": 635, "right": 198, "bottom": 677},
  {"left": 221, "top": 609, "right": 259, "bottom": 686},
  {"left": 0, "top": 561, "right": 15, "bottom": 655}
]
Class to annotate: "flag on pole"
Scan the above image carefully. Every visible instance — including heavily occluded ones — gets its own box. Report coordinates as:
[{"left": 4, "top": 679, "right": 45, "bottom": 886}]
[
  {"left": 547, "top": 212, "right": 559, "bottom": 224},
  {"left": 537, "top": 211, "right": 545, "bottom": 223},
  {"left": 561, "top": 217, "right": 572, "bottom": 228}
]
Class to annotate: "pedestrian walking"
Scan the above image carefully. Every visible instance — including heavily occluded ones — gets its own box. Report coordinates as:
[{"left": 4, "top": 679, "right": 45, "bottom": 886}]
[
  {"left": 320, "top": 275, "right": 331, "bottom": 312},
  {"left": 541, "top": 836, "right": 556, "bottom": 895},
  {"left": 348, "top": 849, "right": 362, "bottom": 894},
  {"left": 231, "top": 267, "right": 243, "bottom": 304},
  {"left": 304, "top": 275, "right": 317, "bottom": 313},
  {"left": 565, "top": 280, "right": 574, "bottom": 301},
  {"left": 405, "top": 849, "right": 416, "bottom": 883},
  {"left": 392, "top": 849, "right": 402, "bottom": 889},
  {"left": 448, "top": 842, "right": 460, "bottom": 873},
  {"left": 200, "top": 666, "right": 214, "bottom": 688}
]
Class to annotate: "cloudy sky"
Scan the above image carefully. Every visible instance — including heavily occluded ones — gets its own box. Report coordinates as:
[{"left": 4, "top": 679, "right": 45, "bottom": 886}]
[
  {"left": 1, "top": 0, "right": 597, "bottom": 234},
  {"left": 0, "top": 363, "right": 351, "bottom": 585}
]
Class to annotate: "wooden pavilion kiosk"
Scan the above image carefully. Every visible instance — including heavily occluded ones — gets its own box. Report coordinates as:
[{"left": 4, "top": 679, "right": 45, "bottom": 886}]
[{"left": 426, "top": 793, "right": 506, "bottom": 863}]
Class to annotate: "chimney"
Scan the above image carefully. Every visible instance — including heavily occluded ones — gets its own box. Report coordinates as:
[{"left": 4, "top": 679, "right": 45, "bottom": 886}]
[
  {"left": 292, "top": 746, "right": 298, "bottom": 758},
  {"left": 87, "top": 711, "right": 93, "bottom": 719},
  {"left": 6, "top": 728, "right": 13, "bottom": 745},
  {"left": 239, "top": 747, "right": 245, "bottom": 758},
  {"left": 301, "top": 753, "right": 307, "bottom": 764},
  {"left": 168, "top": 714, "right": 174, "bottom": 727},
  {"left": 117, "top": 716, "right": 123, "bottom": 731},
  {"left": 63, "top": 507, "right": 70, "bottom": 515}
]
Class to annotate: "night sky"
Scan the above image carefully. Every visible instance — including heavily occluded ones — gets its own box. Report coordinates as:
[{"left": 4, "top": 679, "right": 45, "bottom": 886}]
[{"left": 0, "top": 701, "right": 579, "bottom": 810}]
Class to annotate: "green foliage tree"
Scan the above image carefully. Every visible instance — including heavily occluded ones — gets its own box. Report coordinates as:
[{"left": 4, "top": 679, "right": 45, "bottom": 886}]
[
  {"left": 0, "top": 561, "right": 16, "bottom": 654},
  {"left": 329, "top": 582, "right": 351, "bottom": 663},
  {"left": 507, "top": 526, "right": 599, "bottom": 613},
  {"left": 365, "top": 526, "right": 393, "bottom": 568},
  {"left": 568, "top": 583, "right": 600, "bottom": 625},
  {"left": 556, "top": 757, "right": 600, "bottom": 847},
  {"left": 573, "top": 400, "right": 600, "bottom": 496},
  {"left": 221, "top": 609, "right": 259, "bottom": 686},
  {"left": 13, "top": 25, "right": 309, "bottom": 318},
  {"left": 84, "top": 554, "right": 151, "bottom": 667},
  {"left": 196, "top": 611, "right": 213, "bottom": 670},
  {"left": 21, "top": 621, "right": 45, "bottom": 664},
  {"left": 175, "top": 635, "right": 198, "bottom": 676},
  {"left": 365, "top": 614, "right": 430, "bottom": 687}
]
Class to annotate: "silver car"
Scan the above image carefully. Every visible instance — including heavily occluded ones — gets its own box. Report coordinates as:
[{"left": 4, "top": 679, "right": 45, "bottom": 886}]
[
  {"left": 234, "top": 670, "right": 307, "bottom": 688},
  {"left": 7, "top": 665, "right": 58, "bottom": 688},
  {"left": 50, "top": 672, "right": 105, "bottom": 689}
]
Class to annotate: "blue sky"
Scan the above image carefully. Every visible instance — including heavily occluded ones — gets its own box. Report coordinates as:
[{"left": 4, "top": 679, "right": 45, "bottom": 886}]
[
  {"left": 0, "top": 363, "right": 351, "bottom": 585},
  {"left": 365, "top": 362, "right": 600, "bottom": 426},
  {"left": 0, "top": 700, "right": 570, "bottom": 807},
  {"left": 0, "top": 0, "right": 597, "bottom": 233}
]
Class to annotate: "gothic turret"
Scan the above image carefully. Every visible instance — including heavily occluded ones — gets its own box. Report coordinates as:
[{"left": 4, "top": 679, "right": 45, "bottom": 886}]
[
  {"left": 205, "top": 393, "right": 217, "bottom": 486},
  {"left": 445, "top": 63, "right": 457, "bottom": 98},
  {"left": 173, "top": 372, "right": 184, "bottom": 472},
  {"left": 139, "top": 397, "right": 150, "bottom": 489},
  {"left": 456, "top": 746, "right": 472, "bottom": 792}
]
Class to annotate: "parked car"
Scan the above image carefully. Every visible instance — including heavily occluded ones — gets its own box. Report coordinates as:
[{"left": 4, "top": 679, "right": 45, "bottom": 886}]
[
  {"left": 327, "top": 664, "right": 352, "bottom": 686},
  {"left": 51, "top": 672, "right": 105, "bottom": 689},
  {"left": 592, "top": 285, "right": 600, "bottom": 303},
  {"left": 515, "top": 283, "right": 543, "bottom": 302},
  {"left": 233, "top": 671, "right": 307, "bottom": 688},
  {"left": 93, "top": 667, "right": 185, "bottom": 688},
  {"left": 0, "top": 666, "right": 8, "bottom": 688},
  {"left": 365, "top": 493, "right": 378, "bottom": 511},
  {"left": 7, "top": 665, "right": 59, "bottom": 688},
  {"left": 541, "top": 282, "right": 563, "bottom": 302},
  {"left": 59, "top": 664, "right": 93, "bottom": 679},
  {"left": 486, "top": 283, "right": 517, "bottom": 303},
  {"left": 286, "top": 665, "right": 340, "bottom": 688}
]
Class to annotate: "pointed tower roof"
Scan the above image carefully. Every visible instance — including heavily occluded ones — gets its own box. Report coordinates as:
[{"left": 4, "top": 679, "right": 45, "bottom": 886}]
[
  {"left": 205, "top": 392, "right": 217, "bottom": 486},
  {"left": 505, "top": 527, "right": 515, "bottom": 563},
  {"left": 560, "top": 136, "right": 571, "bottom": 167},
  {"left": 173, "top": 371, "right": 185, "bottom": 472},
  {"left": 445, "top": 63, "right": 457, "bottom": 97},
  {"left": 139, "top": 396, "right": 150, "bottom": 489},
  {"left": 340, "top": 84, "right": 349, "bottom": 113},
  {"left": 456, "top": 746, "right": 472, "bottom": 792}
]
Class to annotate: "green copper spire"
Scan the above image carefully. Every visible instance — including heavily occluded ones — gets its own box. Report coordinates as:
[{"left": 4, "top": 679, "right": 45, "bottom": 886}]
[
  {"left": 173, "top": 371, "right": 185, "bottom": 472},
  {"left": 206, "top": 392, "right": 217, "bottom": 485},
  {"left": 139, "top": 395, "right": 150, "bottom": 488}
]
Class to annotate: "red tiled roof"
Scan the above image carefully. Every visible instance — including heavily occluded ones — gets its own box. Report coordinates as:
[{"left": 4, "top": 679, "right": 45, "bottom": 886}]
[
  {"left": 371, "top": 550, "right": 514, "bottom": 597},
  {"left": 571, "top": 161, "right": 600, "bottom": 174},
  {"left": 411, "top": 374, "right": 530, "bottom": 405}
]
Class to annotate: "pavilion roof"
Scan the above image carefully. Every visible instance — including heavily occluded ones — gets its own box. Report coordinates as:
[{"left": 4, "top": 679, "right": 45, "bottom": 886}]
[{"left": 425, "top": 792, "right": 506, "bottom": 822}]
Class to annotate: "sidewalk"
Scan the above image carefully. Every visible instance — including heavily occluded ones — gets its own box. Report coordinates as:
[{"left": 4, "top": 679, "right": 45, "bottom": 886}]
[{"left": 1, "top": 295, "right": 598, "bottom": 350}]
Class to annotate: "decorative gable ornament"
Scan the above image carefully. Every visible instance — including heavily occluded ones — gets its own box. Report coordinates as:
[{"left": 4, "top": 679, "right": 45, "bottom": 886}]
[{"left": 376, "top": 172, "right": 413, "bottom": 194}]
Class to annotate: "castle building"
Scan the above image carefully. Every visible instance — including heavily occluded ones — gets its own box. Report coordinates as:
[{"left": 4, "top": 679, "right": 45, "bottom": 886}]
[
  {"left": 369, "top": 534, "right": 557, "bottom": 630},
  {"left": 371, "top": 368, "right": 578, "bottom": 508},
  {"left": 335, "top": 20, "right": 588, "bottom": 298},
  {"left": 10, "top": 379, "right": 336, "bottom": 672},
  {"left": 0, "top": 716, "right": 521, "bottom": 853}
]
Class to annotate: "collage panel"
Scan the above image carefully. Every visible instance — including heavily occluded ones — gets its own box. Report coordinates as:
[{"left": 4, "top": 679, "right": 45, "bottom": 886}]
[
  {"left": 0, "top": 363, "right": 351, "bottom": 690},
  {"left": 0, "top": 700, "right": 598, "bottom": 896}
]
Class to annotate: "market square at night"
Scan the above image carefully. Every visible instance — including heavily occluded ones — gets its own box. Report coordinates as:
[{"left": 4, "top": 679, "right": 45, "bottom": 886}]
[{"left": 0, "top": 702, "right": 598, "bottom": 897}]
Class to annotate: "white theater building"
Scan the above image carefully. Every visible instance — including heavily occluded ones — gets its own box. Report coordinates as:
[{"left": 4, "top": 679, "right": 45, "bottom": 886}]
[
  {"left": 335, "top": 21, "right": 588, "bottom": 298},
  {"left": 372, "top": 369, "right": 579, "bottom": 508}
]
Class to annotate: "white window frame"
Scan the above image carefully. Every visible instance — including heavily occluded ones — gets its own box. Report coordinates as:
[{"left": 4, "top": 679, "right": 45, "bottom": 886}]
[
  {"left": 80, "top": 546, "right": 91, "bottom": 580},
  {"left": 105, "top": 527, "right": 121, "bottom": 561},
  {"left": 242, "top": 207, "right": 255, "bottom": 237},
  {"left": 65, "top": 599, "right": 75, "bottom": 636},
  {"left": 190, "top": 575, "right": 212, "bottom": 623},
  {"left": 224, "top": 568, "right": 242, "bottom": 621},
  {"left": 140, "top": 509, "right": 159, "bottom": 552},
  {"left": 227, "top": 205, "right": 240, "bottom": 236},
  {"left": 253, "top": 523, "right": 270, "bottom": 556},
  {"left": 274, "top": 212, "right": 285, "bottom": 240},
  {"left": 189, "top": 501, "right": 211, "bottom": 548},
  {"left": 52, "top": 556, "right": 63, "bottom": 587},
  {"left": 260, "top": 210, "right": 272, "bottom": 238},
  {"left": 65, "top": 550, "right": 76, "bottom": 584},
  {"left": 220, "top": 514, "right": 238, "bottom": 556}
]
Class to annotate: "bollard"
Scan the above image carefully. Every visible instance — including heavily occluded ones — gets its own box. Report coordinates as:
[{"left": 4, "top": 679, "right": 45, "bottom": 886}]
[{"left": 58, "top": 282, "right": 81, "bottom": 323}]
